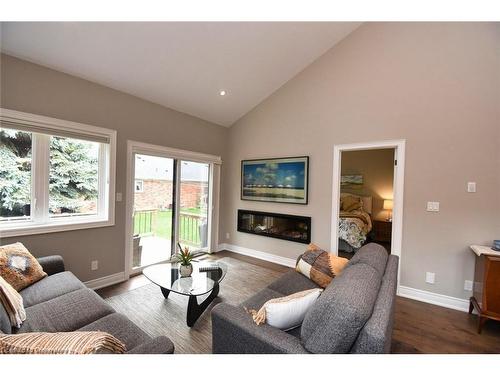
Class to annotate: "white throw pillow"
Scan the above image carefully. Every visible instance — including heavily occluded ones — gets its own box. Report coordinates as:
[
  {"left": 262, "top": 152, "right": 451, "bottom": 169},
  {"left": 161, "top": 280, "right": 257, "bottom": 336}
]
[{"left": 251, "top": 288, "right": 322, "bottom": 331}]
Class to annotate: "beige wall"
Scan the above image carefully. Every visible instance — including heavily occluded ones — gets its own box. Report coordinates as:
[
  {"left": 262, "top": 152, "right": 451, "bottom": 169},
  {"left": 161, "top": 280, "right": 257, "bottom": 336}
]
[
  {"left": 221, "top": 23, "right": 500, "bottom": 300},
  {"left": 341, "top": 148, "right": 395, "bottom": 221},
  {"left": 0, "top": 54, "right": 228, "bottom": 282}
]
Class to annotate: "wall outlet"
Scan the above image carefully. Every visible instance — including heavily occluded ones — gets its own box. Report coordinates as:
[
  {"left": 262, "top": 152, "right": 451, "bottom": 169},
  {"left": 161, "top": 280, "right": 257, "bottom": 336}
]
[
  {"left": 225, "top": 232, "right": 230, "bottom": 240},
  {"left": 425, "top": 272, "right": 435, "bottom": 284},
  {"left": 91, "top": 260, "right": 99, "bottom": 271},
  {"left": 116, "top": 192, "right": 123, "bottom": 202},
  {"left": 464, "top": 280, "right": 473, "bottom": 291},
  {"left": 467, "top": 182, "right": 476, "bottom": 193},
  {"left": 426, "top": 202, "right": 440, "bottom": 212}
]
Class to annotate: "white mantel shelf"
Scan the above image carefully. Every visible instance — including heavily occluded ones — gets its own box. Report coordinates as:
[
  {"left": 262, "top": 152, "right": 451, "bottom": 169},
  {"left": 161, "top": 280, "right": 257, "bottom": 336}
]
[{"left": 470, "top": 245, "right": 500, "bottom": 257}]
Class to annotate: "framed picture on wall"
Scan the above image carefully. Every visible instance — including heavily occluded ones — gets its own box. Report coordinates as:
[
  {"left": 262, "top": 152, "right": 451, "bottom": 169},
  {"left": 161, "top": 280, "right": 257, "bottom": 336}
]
[{"left": 241, "top": 156, "right": 309, "bottom": 204}]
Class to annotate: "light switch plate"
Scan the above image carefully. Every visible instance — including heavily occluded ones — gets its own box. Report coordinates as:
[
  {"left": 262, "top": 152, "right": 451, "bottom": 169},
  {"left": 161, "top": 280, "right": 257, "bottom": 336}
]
[
  {"left": 426, "top": 202, "right": 440, "bottom": 212},
  {"left": 116, "top": 192, "right": 123, "bottom": 202},
  {"left": 464, "top": 280, "right": 473, "bottom": 291},
  {"left": 467, "top": 182, "right": 476, "bottom": 193},
  {"left": 425, "top": 272, "right": 435, "bottom": 284}
]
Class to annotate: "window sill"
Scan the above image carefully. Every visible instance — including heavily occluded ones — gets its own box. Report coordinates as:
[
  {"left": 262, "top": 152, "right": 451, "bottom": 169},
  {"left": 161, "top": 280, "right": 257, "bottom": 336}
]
[{"left": 0, "top": 218, "right": 115, "bottom": 238}]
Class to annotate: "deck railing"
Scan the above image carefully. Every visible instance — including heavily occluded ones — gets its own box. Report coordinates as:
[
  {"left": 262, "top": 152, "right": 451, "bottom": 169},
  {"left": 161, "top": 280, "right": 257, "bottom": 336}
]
[
  {"left": 179, "top": 212, "right": 206, "bottom": 246},
  {"left": 133, "top": 209, "right": 207, "bottom": 247},
  {"left": 133, "top": 209, "right": 155, "bottom": 235}
]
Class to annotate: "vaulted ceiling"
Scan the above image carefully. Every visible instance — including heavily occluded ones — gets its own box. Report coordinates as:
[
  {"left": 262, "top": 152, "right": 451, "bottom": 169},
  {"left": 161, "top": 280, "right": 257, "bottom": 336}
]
[{"left": 1, "top": 22, "right": 360, "bottom": 126}]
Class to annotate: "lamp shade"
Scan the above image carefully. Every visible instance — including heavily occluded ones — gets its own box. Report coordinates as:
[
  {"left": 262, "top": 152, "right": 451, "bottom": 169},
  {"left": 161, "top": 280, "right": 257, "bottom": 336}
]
[{"left": 383, "top": 199, "right": 393, "bottom": 210}]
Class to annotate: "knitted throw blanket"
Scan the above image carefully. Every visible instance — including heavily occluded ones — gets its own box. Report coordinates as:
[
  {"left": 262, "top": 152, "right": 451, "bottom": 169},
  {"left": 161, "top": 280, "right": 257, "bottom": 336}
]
[
  {"left": 0, "top": 331, "right": 126, "bottom": 354},
  {"left": 0, "top": 275, "right": 26, "bottom": 328}
]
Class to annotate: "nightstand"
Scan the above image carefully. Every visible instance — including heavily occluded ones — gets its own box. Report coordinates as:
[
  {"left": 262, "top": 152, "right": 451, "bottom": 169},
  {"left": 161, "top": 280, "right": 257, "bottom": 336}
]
[{"left": 372, "top": 220, "right": 392, "bottom": 243}]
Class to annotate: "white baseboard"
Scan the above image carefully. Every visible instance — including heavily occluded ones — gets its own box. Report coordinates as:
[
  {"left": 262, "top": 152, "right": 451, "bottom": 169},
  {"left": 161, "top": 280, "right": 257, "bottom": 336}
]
[
  {"left": 217, "top": 243, "right": 295, "bottom": 268},
  {"left": 217, "top": 243, "right": 472, "bottom": 313},
  {"left": 84, "top": 271, "right": 127, "bottom": 290},
  {"left": 398, "top": 285, "right": 470, "bottom": 312}
]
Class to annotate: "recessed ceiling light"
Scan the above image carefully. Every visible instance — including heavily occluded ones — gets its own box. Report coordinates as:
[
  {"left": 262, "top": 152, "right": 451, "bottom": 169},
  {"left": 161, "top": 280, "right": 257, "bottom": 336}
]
[{"left": 219, "top": 90, "right": 226, "bottom": 96}]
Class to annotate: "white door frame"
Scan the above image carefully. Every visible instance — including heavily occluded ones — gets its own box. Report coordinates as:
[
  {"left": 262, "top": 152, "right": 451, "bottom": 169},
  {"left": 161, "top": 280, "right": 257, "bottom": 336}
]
[
  {"left": 330, "top": 139, "right": 405, "bottom": 291},
  {"left": 124, "top": 140, "right": 222, "bottom": 278}
]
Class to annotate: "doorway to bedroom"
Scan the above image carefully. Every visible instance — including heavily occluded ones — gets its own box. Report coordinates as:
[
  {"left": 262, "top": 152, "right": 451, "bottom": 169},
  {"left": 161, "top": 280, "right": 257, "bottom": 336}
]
[{"left": 331, "top": 140, "right": 405, "bottom": 262}]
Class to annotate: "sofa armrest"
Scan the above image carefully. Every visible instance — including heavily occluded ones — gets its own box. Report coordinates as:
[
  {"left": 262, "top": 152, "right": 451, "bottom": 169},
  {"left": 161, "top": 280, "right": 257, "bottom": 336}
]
[
  {"left": 211, "top": 302, "right": 309, "bottom": 354},
  {"left": 37, "top": 255, "right": 65, "bottom": 275},
  {"left": 127, "top": 336, "right": 175, "bottom": 354}
]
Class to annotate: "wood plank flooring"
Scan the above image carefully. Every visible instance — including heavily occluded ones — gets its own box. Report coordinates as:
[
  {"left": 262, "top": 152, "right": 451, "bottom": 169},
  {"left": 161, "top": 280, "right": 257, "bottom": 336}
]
[{"left": 97, "top": 250, "right": 500, "bottom": 354}]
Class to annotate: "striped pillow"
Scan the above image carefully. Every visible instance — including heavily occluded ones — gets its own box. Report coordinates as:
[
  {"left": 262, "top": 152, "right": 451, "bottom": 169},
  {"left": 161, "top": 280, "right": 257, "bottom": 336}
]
[
  {"left": 0, "top": 331, "right": 126, "bottom": 354},
  {"left": 296, "top": 243, "right": 348, "bottom": 288}
]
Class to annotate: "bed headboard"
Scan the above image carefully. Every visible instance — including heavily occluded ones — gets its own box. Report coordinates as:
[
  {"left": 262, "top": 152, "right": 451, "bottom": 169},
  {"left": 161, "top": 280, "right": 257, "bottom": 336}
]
[
  {"left": 361, "top": 196, "right": 373, "bottom": 215},
  {"left": 340, "top": 192, "right": 373, "bottom": 214}
]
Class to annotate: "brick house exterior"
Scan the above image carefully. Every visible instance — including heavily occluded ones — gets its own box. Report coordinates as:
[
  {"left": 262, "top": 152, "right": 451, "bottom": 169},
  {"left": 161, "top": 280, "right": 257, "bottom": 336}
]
[{"left": 134, "top": 179, "right": 208, "bottom": 211}]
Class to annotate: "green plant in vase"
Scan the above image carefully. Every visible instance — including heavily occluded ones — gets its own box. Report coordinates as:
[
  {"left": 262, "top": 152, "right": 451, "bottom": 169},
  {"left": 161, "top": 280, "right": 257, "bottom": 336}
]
[{"left": 177, "top": 246, "right": 194, "bottom": 277}]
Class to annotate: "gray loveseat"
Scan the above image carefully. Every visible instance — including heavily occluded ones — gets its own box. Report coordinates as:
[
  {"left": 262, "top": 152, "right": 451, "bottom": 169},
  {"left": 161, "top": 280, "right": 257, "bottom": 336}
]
[
  {"left": 212, "top": 243, "right": 398, "bottom": 354},
  {"left": 0, "top": 255, "right": 174, "bottom": 354}
]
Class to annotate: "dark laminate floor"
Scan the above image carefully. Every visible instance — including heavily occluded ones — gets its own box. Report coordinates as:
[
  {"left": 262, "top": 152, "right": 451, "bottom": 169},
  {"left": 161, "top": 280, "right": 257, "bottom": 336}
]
[{"left": 97, "top": 250, "right": 500, "bottom": 354}]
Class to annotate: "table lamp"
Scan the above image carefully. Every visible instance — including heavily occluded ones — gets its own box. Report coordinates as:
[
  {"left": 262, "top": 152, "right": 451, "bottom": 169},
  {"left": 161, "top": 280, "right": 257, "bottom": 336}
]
[{"left": 383, "top": 199, "right": 393, "bottom": 222}]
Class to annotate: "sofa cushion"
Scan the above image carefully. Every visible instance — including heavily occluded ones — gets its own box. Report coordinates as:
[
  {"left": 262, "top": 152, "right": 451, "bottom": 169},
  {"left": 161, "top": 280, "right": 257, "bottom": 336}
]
[
  {"left": 267, "top": 270, "right": 319, "bottom": 296},
  {"left": 300, "top": 262, "right": 383, "bottom": 353},
  {"left": 346, "top": 243, "right": 388, "bottom": 276},
  {"left": 15, "top": 288, "right": 114, "bottom": 333},
  {"left": 78, "top": 313, "right": 151, "bottom": 352},
  {"left": 20, "top": 271, "right": 85, "bottom": 308},
  {"left": 350, "top": 255, "right": 399, "bottom": 353},
  {"left": 241, "top": 288, "right": 284, "bottom": 311}
]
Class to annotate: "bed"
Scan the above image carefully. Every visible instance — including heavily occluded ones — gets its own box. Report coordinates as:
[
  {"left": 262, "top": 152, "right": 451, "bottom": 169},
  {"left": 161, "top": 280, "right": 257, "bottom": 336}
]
[{"left": 338, "top": 194, "right": 373, "bottom": 253}]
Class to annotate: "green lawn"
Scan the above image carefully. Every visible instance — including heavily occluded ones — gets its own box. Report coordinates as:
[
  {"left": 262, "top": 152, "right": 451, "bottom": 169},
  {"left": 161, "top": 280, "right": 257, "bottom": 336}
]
[{"left": 133, "top": 209, "right": 207, "bottom": 246}]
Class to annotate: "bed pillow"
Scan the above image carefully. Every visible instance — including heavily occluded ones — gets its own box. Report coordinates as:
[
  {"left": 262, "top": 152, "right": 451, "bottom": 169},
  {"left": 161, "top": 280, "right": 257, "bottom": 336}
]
[
  {"left": 0, "top": 275, "right": 26, "bottom": 328},
  {"left": 0, "top": 331, "right": 126, "bottom": 354},
  {"left": 0, "top": 242, "right": 47, "bottom": 291},
  {"left": 341, "top": 194, "right": 362, "bottom": 212},
  {"left": 247, "top": 288, "right": 322, "bottom": 331},
  {"left": 295, "top": 243, "right": 348, "bottom": 288}
]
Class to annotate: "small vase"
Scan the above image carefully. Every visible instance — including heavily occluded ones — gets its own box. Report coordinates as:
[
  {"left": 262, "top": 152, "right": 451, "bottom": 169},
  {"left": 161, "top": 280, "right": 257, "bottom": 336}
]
[{"left": 179, "top": 264, "right": 193, "bottom": 277}]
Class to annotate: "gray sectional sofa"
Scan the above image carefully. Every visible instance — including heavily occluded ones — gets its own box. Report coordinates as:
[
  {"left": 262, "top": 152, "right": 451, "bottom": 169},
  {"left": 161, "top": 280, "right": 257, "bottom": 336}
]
[
  {"left": 212, "top": 243, "right": 398, "bottom": 354},
  {"left": 0, "top": 255, "right": 174, "bottom": 354}
]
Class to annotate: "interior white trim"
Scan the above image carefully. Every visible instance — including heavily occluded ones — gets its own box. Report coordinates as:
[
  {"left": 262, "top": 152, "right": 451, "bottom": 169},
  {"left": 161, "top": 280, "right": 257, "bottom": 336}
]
[
  {"left": 330, "top": 139, "right": 406, "bottom": 293},
  {"left": 124, "top": 140, "right": 222, "bottom": 278},
  {"left": 217, "top": 243, "right": 295, "bottom": 268},
  {"left": 84, "top": 271, "right": 127, "bottom": 290},
  {"left": 398, "top": 285, "right": 471, "bottom": 313},
  {"left": 125, "top": 140, "right": 222, "bottom": 165}
]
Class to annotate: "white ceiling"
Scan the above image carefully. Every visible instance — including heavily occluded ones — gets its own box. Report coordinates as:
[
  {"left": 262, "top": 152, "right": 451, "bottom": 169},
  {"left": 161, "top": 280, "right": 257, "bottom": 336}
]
[{"left": 1, "top": 22, "right": 360, "bottom": 126}]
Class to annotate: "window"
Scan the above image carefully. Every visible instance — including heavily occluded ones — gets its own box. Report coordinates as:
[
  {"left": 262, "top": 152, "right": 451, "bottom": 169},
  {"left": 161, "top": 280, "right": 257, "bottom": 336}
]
[
  {"left": 134, "top": 180, "right": 144, "bottom": 193},
  {"left": 0, "top": 129, "right": 32, "bottom": 221},
  {"left": 0, "top": 109, "right": 116, "bottom": 237}
]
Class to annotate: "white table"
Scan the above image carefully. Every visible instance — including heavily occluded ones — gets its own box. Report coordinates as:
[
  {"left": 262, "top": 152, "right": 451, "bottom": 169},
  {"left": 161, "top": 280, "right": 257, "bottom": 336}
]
[{"left": 470, "top": 244, "right": 500, "bottom": 257}]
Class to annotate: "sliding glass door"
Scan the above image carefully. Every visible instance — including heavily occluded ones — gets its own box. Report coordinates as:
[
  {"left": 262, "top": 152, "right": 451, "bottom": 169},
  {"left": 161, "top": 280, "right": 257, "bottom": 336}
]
[
  {"left": 130, "top": 149, "right": 213, "bottom": 272},
  {"left": 132, "top": 154, "right": 175, "bottom": 268},
  {"left": 178, "top": 161, "right": 210, "bottom": 252}
]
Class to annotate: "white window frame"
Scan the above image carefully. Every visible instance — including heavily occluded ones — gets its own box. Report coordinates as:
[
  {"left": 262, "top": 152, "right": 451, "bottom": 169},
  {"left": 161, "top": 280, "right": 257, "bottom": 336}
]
[
  {"left": 134, "top": 180, "right": 144, "bottom": 193},
  {"left": 0, "top": 108, "right": 116, "bottom": 237}
]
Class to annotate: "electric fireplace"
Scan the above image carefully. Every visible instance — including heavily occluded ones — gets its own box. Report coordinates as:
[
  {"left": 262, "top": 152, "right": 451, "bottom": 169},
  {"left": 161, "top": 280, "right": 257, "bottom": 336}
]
[{"left": 237, "top": 209, "right": 311, "bottom": 244}]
